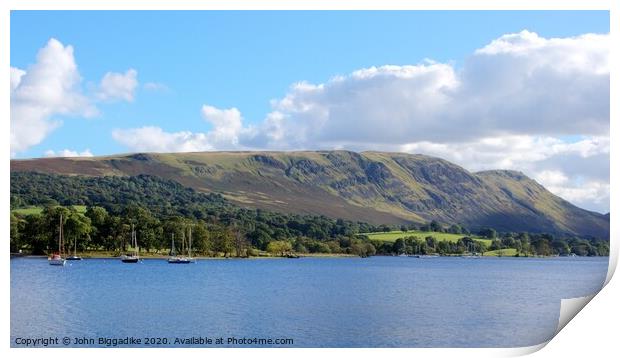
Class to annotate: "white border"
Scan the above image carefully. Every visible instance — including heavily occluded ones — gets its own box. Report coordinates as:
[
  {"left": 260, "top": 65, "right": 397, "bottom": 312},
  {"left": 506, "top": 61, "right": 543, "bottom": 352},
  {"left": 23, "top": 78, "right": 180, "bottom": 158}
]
[{"left": 2, "top": 1, "right": 616, "bottom": 357}]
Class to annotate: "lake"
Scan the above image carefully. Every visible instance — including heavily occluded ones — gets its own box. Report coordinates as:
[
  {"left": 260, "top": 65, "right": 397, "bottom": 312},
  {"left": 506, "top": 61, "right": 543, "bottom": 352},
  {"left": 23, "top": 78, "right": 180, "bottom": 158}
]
[{"left": 10, "top": 256, "right": 608, "bottom": 348}]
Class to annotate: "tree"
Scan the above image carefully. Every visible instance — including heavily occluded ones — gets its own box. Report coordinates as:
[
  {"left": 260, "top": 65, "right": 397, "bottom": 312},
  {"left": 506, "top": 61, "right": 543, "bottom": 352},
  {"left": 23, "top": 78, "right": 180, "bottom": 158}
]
[
  {"left": 191, "top": 222, "right": 212, "bottom": 255},
  {"left": 429, "top": 220, "right": 442, "bottom": 232},
  {"left": 551, "top": 239, "right": 570, "bottom": 256},
  {"left": 232, "top": 224, "right": 249, "bottom": 257},
  {"left": 211, "top": 226, "right": 234, "bottom": 257},
  {"left": 10, "top": 213, "right": 21, "bottom": 252},
  {"left": 425, "top": 236, "right": 438, "bottom": 252},
  {"left": 63, "top": 211, "right": 92, "bottom": 253},
  {"left": 393, "top": 238, "right": 406, "bottom": 255},
  {"left": 448, "top": 224, "right": 463, "bottom": 234},
  {"left": 124, "top": 205, "right": 161, "bottom": 253},
  {"left": 85, "top": 206, "right": 108, "bottom": 248},
  {"left": 266, "top": 240, "right": 293, "bottom": 256},
  {"left": 41, "top": 206, "right": 72, "bottom": 253},
  {"left": 479, "top": 227, "right": 497, "bottom": 239},
  {"left": 22, "top": 214, "right": 47, "bottom": 254}
]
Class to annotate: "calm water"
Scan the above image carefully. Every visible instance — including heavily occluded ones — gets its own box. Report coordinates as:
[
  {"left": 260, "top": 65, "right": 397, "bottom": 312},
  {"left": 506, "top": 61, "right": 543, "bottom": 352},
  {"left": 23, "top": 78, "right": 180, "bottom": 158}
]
[{"left": 11, "top": 256, "right": 608, "bottom": 348}]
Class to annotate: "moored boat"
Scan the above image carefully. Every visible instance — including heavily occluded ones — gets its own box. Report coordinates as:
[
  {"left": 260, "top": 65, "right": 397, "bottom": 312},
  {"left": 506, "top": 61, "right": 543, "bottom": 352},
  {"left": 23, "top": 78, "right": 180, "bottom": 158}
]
[
  {"left": 49, "top": 215, "right": 66, "bottom": 266},
  {"left": 168, "top": 227, "right": 196, "bottom": 264},
  {"left": 121, "top": 224, "right": 140, "bottom": 263},
  {"left": 66, "top": 233, "right": 82, "bottom": 260}
]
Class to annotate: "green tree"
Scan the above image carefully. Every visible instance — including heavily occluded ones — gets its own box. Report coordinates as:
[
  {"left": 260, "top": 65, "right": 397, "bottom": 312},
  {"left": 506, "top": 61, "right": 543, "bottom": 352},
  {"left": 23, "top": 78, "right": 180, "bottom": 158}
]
[
  {"left": 266, "top": 240, "right": 293, "bottom": 256},
  {"left": 10, "top": 213, "right": 21, "bottom": 252},
  {"left": 85, "top": 206, "right": 108, "bottom": 248},
  {"left": 63, "top": 211, "right": 92, "bottom": 253},
  {"left": 211, "top": 226, "right": 235, "bottom": 257}
]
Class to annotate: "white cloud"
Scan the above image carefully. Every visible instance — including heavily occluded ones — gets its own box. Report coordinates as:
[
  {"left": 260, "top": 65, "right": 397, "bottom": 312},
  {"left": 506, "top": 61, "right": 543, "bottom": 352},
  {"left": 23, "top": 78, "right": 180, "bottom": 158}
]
[
  {"left": 44, "top": 148, "right": 94, "bottom": 158},
  {"left": 251, "top": 31, "right": 608, "bottom": 148},
  {"left": 400, "top": 135, "right": 609, "bottom": 172},
  {"left": 112, "top": 126, "right": 214, "bottom": 153},
  {"left": 98, "top": 68, "right": 138, "bottom": 102},
  {"left": 400, "top": 135, "right": 610, "bottom": 212},
  {"left": 11, "top": 39, "right": 145, "bottom": 156},
  {"left": 10, "top": 38, "right": 98, "bottom": 156},
  {"left": 534, "top": 170, "right": 609, "bottom": 212},
  {"left": 10, "top": 67, "right": 26, "bottom": 92},
  {"left": 200, "top": 105, "right": 251, "bottom": 146},
  {"left": 112, "top": 105, "right": 256, "bottom": 153},
  {"left": 143, "top": 82, "right": 168, "bottom": 91},
  {"left": 111, "top": 31, "right": 609, "bottom": 212}
]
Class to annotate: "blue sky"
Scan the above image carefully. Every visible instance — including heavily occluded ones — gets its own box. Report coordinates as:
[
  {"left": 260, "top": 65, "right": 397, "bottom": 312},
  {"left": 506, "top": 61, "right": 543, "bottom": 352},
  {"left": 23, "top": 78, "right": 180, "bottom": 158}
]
[
  {"left": 10, "top": 11, "right": 610, "bottom": 212},
  {"left": 11, "top": 11, "right": 609, "bottom": 157}
]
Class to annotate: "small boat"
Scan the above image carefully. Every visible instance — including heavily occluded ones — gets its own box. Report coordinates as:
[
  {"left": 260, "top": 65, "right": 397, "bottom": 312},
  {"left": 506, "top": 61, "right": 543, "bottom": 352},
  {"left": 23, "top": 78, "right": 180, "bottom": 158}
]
[
  {"left": 49, "top": 253, "right": 66, "bottom": 266},
  {"left": 121, "top": 255, "right": 140, "bottom": 263},
  {"left": 49, "top": 215, "right": 66, "bottom": 266},
  {"left": 66, "top": 233, "right": 82, "bottom": 260},
  {"left": 121, "top": 224, "right": 140, "bottom": 263},
  {"left": 168, "top": 228, "right": 196, "bottom": 264},
  {"left": 168, "top": 256, "right": 193, "bottom": 264}
]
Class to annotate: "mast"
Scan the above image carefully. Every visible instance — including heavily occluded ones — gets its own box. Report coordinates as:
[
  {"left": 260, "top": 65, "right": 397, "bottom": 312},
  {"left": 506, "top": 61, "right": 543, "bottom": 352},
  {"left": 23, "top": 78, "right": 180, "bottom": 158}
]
[
  {"left": 181, "top": 230, "right": 186, "bottom": 256},
  {"left": 59, "top": 214, "right": 63, "bottom": 255},
  {"left": 132, "top": 223, "right": 138, "bottom": 256},
  {"left": 188, "top": 226, "right": 192, "bottom": 258},
  {"left": 171, "top": 233, "right": 176, "bottom": 256}
]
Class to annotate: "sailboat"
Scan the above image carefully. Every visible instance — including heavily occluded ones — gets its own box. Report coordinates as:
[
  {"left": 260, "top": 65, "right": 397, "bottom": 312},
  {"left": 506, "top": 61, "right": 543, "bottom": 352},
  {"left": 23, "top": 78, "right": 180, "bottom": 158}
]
[
  {"left": 168, "top": 227, "right": 196, "bottom": 264},
  {"left": 66, "top": 232, "right": 82, "bottom": 261},
  {"left": 121, "top": 224, "right": 140, "bottom": 263},
  {"left": 49, "top": 214, "right": 66, "bottom": 266}
]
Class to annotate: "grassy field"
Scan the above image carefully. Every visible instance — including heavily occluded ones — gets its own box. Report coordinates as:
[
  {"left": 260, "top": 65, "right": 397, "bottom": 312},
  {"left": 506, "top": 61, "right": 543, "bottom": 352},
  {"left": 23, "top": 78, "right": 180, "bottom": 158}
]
[
  {"left": 12, "top": 205, "right": 88, "bottom": 215},
  {"left": 361, "top": 230, "right": 491, "bottom": 244},
  {"left": 483, "top": 248, "right": 518, "bottom": 257}
]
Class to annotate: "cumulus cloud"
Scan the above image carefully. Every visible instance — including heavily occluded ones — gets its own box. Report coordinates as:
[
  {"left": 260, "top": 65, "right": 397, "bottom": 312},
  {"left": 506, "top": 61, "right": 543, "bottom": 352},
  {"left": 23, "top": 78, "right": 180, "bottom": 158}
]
[
  {"left": 112, "top": 126, "right": 214, "bottom": 153},
  {"left": 251, "top": 31, "right": 608, "bottom": 148},
  {"left": 533, "top": 170, "right": 609, "bottom": 212},
  {"left": 44, "top": 148, "right": 94, "bottom": 158},
  {"left": 111, "top": 31, "right": 609, "bottom": 212},
  {"left": 112, "top": 105, "right": 255, "bottom": 153},
  {"left": 10, "top": 38, "right": 98, "bottom": 155},
  {"left": 98, "top": 69, "right": 138, "bottom": 102},
  {"left": 10, "top": 39, "right": 142, "bottom": 156}
]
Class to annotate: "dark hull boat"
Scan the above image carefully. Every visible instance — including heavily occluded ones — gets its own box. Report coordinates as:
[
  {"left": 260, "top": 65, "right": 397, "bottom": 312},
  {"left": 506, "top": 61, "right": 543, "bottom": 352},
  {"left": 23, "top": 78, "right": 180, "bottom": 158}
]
[
  {"left": 66, "top": 256, "right": 83, "bottom": 261},
  {"left": 121, "top": 256, "right": 139, "bottom": 263}
]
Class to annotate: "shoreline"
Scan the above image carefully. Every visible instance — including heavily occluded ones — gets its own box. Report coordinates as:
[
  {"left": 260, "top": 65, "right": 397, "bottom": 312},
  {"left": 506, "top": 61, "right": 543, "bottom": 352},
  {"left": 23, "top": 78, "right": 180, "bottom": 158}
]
[
  {"left": 10, "top": 253, "right": 360, "bottom": 260},
  {"left": 10, "top": 253, "right": 606, "bottom": 259}
]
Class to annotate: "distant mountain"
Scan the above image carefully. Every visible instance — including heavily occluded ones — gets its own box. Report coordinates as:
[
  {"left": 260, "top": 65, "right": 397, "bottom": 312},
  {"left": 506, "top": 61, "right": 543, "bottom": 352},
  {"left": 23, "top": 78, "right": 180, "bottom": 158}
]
[{"left": 10, "top": 151, "right": 609, "bottom": 238}]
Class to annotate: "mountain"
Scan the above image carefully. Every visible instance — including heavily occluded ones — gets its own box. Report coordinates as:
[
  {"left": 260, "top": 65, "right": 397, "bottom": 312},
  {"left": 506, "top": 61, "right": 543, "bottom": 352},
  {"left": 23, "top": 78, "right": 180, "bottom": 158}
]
[{"left": 10, "top": 151, "right": 609, "bottom": 238}]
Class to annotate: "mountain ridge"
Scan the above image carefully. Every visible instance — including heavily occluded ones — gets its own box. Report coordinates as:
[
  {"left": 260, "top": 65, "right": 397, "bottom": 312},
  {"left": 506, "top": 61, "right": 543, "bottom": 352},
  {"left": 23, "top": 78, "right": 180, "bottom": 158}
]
[{"left": 10, "top": 150, "right": 609, "bottom": 238}]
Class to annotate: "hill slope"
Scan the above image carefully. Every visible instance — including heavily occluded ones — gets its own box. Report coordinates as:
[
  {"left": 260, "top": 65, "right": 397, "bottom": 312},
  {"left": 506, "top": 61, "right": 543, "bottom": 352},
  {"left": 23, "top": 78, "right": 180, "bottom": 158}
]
[{"left": 10, "top": 151, "right": 609, "bottom": 238}]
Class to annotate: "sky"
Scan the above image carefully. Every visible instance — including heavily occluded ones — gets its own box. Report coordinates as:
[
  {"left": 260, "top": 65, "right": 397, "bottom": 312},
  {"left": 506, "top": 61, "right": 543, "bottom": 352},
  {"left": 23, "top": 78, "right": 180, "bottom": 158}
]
[{"left": 10, "top": 11, "right": 610, "bottom": 213}]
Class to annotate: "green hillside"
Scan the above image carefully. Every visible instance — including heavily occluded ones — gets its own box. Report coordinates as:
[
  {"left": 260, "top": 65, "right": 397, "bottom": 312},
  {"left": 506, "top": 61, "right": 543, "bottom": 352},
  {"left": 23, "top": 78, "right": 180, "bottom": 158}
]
[{"left": 10, "top": 150, "right": 610, "bottom": 239}]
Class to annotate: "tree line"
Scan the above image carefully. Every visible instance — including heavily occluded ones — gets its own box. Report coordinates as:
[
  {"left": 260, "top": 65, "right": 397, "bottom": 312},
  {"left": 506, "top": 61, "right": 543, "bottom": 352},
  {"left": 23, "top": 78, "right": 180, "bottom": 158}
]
[
  {"left": 10, "top": 172, "right": 609, "bottom": 257},
  {"left": 368, "top": 233, "right": 609, "bottom": 257}
]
